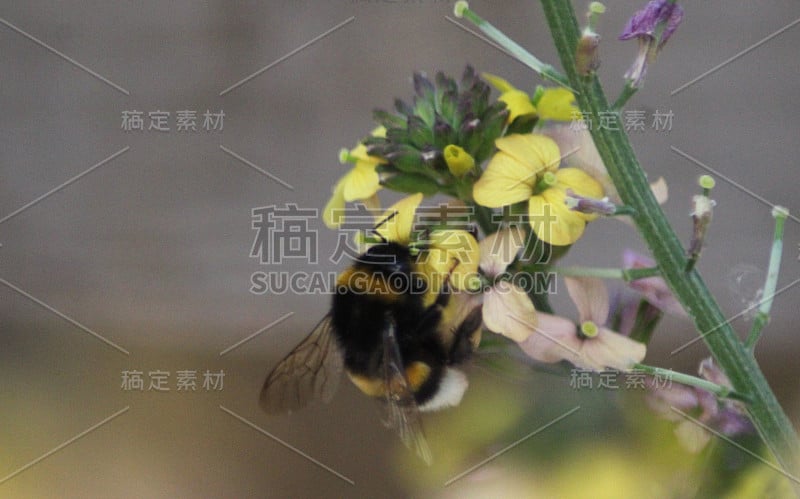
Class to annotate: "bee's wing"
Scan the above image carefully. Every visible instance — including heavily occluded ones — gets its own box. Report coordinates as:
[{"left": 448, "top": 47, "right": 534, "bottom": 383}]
[
  {"left": 381, "top": 320, "right": 433, "bottom": 465},
  {"left": 259, "top": 315, "right": 343, "bottom": 414}
]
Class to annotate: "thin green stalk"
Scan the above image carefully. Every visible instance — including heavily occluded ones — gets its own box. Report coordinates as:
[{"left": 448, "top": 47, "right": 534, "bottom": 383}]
[
  {"left": 549, "top": 265, "right": 661, "bottom": 282},
  {"left": 454, "top": 2, "right": 574, "bottom": 91},
  {"left": 634, "top": 363, "right": 751, "bottom": 403},
  {"left": 745, "top": 207, "right": 789, "bottom": 350},
  {"left": 540, "top": 0, "right": 799, "bottom": 479},
  {"left": 612, "top": 81, "right": 638, "bottom": 110}
]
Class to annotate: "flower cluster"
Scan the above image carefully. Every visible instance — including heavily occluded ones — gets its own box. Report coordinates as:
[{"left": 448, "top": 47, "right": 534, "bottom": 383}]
[{"left": 323, "top": 67, "right": 675, "bottom": 378}]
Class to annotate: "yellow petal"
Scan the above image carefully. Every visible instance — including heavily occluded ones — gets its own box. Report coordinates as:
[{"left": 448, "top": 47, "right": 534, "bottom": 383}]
[
  {"left": 482, "top": 282, "right": 536, "bottom": 342},
  {"left": 495, "top": 134, "right": 562, "bottom": 173},
  {"left": 322, "top": 178, "right": 347, "bottom": 229},
  {"left": 481, "top": 72, "right": 516, "bottom": 93},
  {"left": 342, "top": 163, "right": 381, "bottom": 202},
  {"left": 498, "top": 90, "right": 536, "bottom": 123},
  {"left": 422, "top": 229, "right": 480, "bottom": 292},
  {"left": 535, "top": 87, "right": 578, "bottom": 121},
  {"left": 528, "top": 189, "right": 587, "bottom": 246},
  {"left": 554, "top": 168, "right": 604, "bottom": 198},
  {"left": 543, "top": 125, "right": 618, "bottom": 201},
  {"left": 478, "top": 226, "right": 526, "bottom": 277},
  {"left": 553, "top": 167, "right": 605, "bottom": 222},
  {"left": 374, "top": 193, "right": 423, "bottom": 244},
  {"left": 473, "top": 151, "right": 537, "bottom": 207}
]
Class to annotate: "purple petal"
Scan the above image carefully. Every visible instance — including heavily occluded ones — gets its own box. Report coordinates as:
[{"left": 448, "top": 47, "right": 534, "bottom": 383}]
[{"left": 619, "top": 0, "right": 684, "bottom": 47}]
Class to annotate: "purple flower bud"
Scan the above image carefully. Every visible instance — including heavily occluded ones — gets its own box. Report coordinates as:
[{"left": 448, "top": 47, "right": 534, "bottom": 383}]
[
  {"left": 619, "top": 0, "right": 684, "bottom": 48},
  {"left": 618, "top": 1, "right": 684, "bottom": 88}
]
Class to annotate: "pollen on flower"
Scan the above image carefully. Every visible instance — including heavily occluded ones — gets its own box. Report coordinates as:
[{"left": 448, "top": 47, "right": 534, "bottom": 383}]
[{"left": 580, "top": 321, "right": 599, "bottom": 338}]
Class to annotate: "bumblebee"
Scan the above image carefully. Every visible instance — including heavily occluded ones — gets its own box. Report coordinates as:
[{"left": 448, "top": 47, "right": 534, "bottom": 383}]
[{"left": 260, "top": 227, "right": 483, "bottom": 463}]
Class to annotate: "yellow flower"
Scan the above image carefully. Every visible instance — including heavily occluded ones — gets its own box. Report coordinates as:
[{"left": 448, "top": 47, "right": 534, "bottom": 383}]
[
  {"left": 473, "top": 134, "right": 604, "bottom": 246},
  {"left": 483, "top": 73, "right": 577, "bottom": 123},
  {"left": 473, "top": 134, "right": 561, "bottom": 206},
  {"left": 323, "top": 127, "right": 387, "bottom": 229}
]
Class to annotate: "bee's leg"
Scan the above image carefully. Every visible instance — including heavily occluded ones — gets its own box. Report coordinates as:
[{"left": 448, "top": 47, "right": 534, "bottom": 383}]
[{"left": 447, "top": 305, "right": 483, "bottom": 364}]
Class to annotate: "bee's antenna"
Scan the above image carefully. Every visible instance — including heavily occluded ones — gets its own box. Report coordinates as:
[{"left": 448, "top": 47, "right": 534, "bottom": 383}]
[{"left": 370, "top": 210, "right": 398, "bottom": 244}]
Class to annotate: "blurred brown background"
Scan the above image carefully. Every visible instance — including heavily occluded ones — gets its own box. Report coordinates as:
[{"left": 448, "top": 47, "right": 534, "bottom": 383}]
[{"left": 1, "top": 1, "right": 799, "bottom": 497}]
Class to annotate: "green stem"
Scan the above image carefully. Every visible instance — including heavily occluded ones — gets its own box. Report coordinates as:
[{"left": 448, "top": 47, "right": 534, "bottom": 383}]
[
  {"left": 745, "top": 207, "right": 789, "bottom": 350},
  {"left": 612, "top": 81, "right": 638, "bottom": 110},
  {"left": 540, "top": 0, "right": 799, "bottom": 478},
  {"left": 634, "top": 363, "right": 751, "bottom": 404}
]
